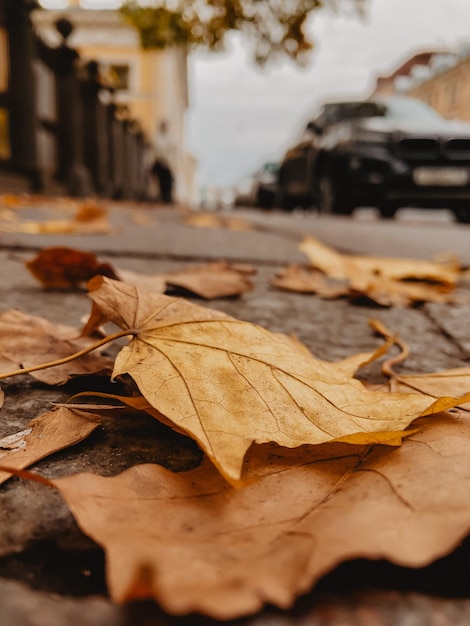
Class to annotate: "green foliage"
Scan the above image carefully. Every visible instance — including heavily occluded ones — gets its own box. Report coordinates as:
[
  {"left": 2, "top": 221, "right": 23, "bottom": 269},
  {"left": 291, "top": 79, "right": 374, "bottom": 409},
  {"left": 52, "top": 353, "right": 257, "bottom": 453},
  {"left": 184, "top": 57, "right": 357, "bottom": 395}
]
[
  {"left": 120, "top": 4, "right": 200, "bottom": 50},
  {"left": 120, "top": 0, "right": 365, "bottom": 65}
]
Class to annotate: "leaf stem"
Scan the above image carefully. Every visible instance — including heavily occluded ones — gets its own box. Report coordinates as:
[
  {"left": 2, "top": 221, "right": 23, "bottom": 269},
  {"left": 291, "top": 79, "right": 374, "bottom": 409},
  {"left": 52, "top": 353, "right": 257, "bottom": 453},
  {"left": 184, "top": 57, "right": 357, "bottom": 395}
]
[
  {"left": 0, "top": 329, "right": 137, "bottom": 381},
  {"left": 368, "top": 318, "right": 410, "bottom": 377},
  {"left": 0, "top": 465, "right": 55, "bottom": 487}
]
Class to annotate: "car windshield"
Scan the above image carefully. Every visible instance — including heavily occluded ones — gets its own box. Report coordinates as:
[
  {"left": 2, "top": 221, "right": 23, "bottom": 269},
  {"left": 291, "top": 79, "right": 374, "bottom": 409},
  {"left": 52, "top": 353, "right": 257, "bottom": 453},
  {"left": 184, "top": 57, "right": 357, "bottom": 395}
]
[
  {"left": 319, "top": 97, "right": 443, "bottom": 125},
  {"left": 379, "top": 97, "right": 443, "bottom": 121}
]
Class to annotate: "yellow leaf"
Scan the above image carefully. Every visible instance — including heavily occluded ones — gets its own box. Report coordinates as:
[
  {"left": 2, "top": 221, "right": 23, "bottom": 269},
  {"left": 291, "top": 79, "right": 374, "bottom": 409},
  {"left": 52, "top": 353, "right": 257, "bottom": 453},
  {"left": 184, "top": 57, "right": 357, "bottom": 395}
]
[
  {"left": 116, "top": 261, "right": 255, "bottom": 299},
  {"left": 0, "top": 407, "right": 102, "bottom": 485},
  {"left": 185, "top": 212, "right": 253, "bottom": 231},
  {"left": 349, "top": 274, "right": 455, "bottom": 306},
  {"left": 0, "top": 202, "right": 112, "bottom": 235},
  {"left": 0, "top": 309, "right": 113, "bottom": 384},
  {"left": 271, "top": 265, "right": 349, "bottom": 297},
  {"left": 52, "top": 412, "right": 470, "bottom": 618},
  {"left": 84, "top": 277, "right": 470, "bottom": 483},
  {"left": 368, "top": 319, "right": 470, "bottom": 411},
  {"left": 299, "top": 236, "right": 460, "bottom": 286}
]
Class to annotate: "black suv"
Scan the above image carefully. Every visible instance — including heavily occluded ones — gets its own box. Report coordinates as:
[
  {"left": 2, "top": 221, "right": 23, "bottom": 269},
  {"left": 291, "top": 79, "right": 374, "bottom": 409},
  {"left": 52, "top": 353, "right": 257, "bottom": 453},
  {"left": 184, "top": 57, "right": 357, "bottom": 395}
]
[{"left": 277, "top": 95, "right": 470, "bottom": 222}]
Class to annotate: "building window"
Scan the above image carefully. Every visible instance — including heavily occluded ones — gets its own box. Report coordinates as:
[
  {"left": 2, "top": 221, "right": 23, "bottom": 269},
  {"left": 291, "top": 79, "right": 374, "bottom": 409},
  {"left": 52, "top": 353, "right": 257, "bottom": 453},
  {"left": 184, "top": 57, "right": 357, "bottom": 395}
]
[
  {"left": 104, "top": 64, "right": 130, "bottom": 91},
  {"left": 0, "top": 27, "right": 9, "bottom": 92},
  {"left": 0, "top": 108, "right": 10, "bottom": 160}
]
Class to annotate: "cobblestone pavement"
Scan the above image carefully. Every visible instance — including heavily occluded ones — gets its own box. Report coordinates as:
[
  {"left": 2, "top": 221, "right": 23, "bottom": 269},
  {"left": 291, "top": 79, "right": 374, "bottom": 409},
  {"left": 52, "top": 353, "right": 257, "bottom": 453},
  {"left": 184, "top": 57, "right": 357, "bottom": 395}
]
[{"left": 1, "top": 200, "right": 470, "bottom": 625}]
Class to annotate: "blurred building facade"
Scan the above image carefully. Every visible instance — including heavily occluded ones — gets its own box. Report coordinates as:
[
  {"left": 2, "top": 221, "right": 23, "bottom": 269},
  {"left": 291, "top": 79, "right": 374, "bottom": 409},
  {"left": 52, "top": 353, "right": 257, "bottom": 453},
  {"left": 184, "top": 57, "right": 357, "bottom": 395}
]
[
  {"left": 371, "top": 45, "right": 470, "bottom": 121},
  {"left": 32, "top": 2, "right": 197, "bottom": 204},
  {"left": 0, "top": 0, "right": 43, "bottom": 190}
]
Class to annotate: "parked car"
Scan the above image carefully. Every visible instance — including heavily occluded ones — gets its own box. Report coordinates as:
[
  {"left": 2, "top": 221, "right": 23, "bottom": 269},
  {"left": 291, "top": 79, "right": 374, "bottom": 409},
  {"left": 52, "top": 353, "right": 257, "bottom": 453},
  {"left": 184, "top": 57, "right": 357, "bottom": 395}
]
[
  {"left": 252, "top": 161, "right": 280, "bottom": 209},
  {"left": 277, "top": 95, "right": 470, "bottom": 222}
]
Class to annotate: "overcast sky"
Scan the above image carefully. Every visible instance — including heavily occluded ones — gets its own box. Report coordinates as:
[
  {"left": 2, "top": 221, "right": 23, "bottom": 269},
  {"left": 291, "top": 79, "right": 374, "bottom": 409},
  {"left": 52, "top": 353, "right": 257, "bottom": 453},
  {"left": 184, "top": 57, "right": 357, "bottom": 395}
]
[
  {"left": 39, "top": 0, "right": 470, "bottom": 190},
  {"left": 185, "top": 0, "right": 470, "bottom": 190}
]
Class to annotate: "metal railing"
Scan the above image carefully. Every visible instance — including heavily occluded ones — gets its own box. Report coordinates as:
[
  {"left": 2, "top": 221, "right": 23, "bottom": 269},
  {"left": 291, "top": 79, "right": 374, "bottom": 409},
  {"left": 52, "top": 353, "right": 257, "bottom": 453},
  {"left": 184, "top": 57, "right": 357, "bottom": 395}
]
[
  {"left": 0, "top": 2, "right": 150, "bottom": 199},
  {"left": 35, "top": 17, "right": 150, "bottom": 199}
]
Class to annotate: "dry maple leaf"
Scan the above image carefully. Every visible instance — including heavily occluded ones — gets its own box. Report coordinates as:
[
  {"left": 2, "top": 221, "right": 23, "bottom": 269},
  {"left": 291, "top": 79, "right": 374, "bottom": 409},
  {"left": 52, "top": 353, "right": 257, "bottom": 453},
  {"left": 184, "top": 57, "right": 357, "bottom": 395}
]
[
  {"left": 49, "top": 411, "right": 470, "bottom": 619},
  {"left": 272, "top": 239, "right": 460, "bottom": 306},
  {"left": 164, "top": 261, "right": 256, "bottom": 298},
  {"left": 0, "top": 193, "right": 23, "bottom": 208},
  {"left": 0, "top": 309, "right": 113, "bottom": 384},
  {"left": 82, "top": 276, "right": 470, "bottom": 483},
  {"left": 270, "top": 265, "right": 455, "bottom": 305},
  {"left": 348, "top": 275, "right": 455, "bottom": 306},
  {"left": 0, "top": 407, "right": 102, "bottom": 485},
  {"left": 116, "top": 261, "right": 255, "bottom": 299},
  {"left": 385, "top": 368, "right": 470, "bottom": 411},
  {"left": 27, "top": 247, "right": 255, "bottom": 298},
  {"left": 0, "top": 202, "right": 112, "bottom": 235},
  {"left": 299, "top": 236, "right": 460, "bottom": 285},
  {"left": 26, "top": 247, "right": 117, "bottom": 289},
  {"left": 271, "top": 265, "right": 350, "bottom": 297},
  {"left": 185, "top": 212, "right": 253, "bottom": 231},
  {"left": 73, "top": 202, "right": 107, "bottom": 223}
]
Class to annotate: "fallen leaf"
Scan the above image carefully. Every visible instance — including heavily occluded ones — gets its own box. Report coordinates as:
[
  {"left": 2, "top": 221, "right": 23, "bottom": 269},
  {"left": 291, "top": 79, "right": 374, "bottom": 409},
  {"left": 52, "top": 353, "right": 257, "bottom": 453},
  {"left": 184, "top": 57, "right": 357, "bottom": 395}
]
[
  {"left": 223, "top": 216, "right": 254, "bottom": 231},
  {"left": 0, "top": 201, "right": 112, "bottom": 235},
  {"left": 26, "top": 247, "right": 117, "bottom": 289},
  {"left": 27, "top": 248, "right": 255, "bottom": 298},
  {"left": 164, "top": 261, "right": 256, "bottom": 298},
  {"left": 115, "top": 261, "right": 255, "bottom": 299},
  {"left": 0, "top": 208, "right": 17, "bottom": 222},
  {"left": 112, "top": 268, "right": 167, "bottom": 294},
  {"left": 299, "top": 237, "right": 460, "bottom": 286},
  {"left": 83, "top": 277, "right": 470, "bottom": 483},
  {"left": 348, "top": 275, "right": 455, "bottom": 306},
  {"left": 0, "top": 193, "right": 23, "bottom": 208},
  {"left": 185, "top": 212, "right": 253, "bottom": 231},
  {"left": 271, "top": 265, "right": 349, "bottom": 297},
  {"left": 271, "top": 265, "right": 454, "bottom": 306},
  {"left": 73, "top": 202, "right": 108, "bottom": 224},
  {"left": 0, "top": 220, "right": 66, "bottom": 234},
  {"left": 52, "top": 411, "right": 470, "bottom": 618},
  {"left": 0, "top": 309, "right": 113, "bottom": 384},
  {"left": 387, "top": 368, "right": 470, "bottom": 411},
  {"left": 0, "top": 407, "right": 102, "bottom": 485},
  {"left": 368, "top": 319, "right": 470, "bottom": 409},
  {"left": 283, "top": 237, "right": 461, "bottom": 305},
  {"left": 130, "top": 211, "right": 157, "bottom": 226}
]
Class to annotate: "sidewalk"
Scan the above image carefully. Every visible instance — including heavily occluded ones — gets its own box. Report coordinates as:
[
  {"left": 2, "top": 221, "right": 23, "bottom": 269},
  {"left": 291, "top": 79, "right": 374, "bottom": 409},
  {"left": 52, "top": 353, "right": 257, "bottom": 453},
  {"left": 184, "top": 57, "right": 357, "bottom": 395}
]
[{"left": 1, "top": 198, "right": 470, "bottom": 625}]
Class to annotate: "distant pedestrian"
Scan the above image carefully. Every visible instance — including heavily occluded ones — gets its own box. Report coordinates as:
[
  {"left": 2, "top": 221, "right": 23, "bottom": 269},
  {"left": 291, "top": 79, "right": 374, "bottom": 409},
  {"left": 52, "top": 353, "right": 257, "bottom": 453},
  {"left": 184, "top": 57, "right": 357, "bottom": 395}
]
[{"left": 151, "top": 120, "right": 176, "bottom": 204}]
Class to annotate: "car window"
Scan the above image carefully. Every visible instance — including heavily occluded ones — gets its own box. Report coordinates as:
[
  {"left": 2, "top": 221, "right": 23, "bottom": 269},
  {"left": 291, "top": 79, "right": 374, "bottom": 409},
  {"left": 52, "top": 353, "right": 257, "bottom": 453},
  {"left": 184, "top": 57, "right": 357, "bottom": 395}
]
[
  {"left": 379, "top": 97, "right": 443, "bottom": 120},
  {"left": 306, "top": 96, "right": 442, "bottom": 130},
  {"left": 263, "top": 162, "right": 279, "bottom": 173}
]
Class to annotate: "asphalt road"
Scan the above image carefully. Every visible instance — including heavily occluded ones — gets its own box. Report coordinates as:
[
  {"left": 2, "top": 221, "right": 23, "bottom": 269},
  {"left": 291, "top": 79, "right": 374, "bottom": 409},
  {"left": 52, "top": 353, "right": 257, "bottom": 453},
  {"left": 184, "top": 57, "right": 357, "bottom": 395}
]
[
  {"left": 239, "top": 206, "right": 470, "bottom": 265},
  {"left": 1, "top": 200, "right": 468, "bottom": 267}
]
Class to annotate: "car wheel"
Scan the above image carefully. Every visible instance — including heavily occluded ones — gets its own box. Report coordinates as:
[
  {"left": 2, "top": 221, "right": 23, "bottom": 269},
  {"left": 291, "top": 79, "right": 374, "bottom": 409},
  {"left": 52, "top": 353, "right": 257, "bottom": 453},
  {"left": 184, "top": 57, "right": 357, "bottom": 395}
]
[
  {"left": 318, "top": 175, "right": 353, "bottom": 215},
  {"left": 452, "top": 207, "right": 470, "bottom": 224},
  {"left": 378, "top": 203, "right": 398, "bottom": 219},
  {"left": 277, "top": 185, "right": 297, "bottom": 212}
]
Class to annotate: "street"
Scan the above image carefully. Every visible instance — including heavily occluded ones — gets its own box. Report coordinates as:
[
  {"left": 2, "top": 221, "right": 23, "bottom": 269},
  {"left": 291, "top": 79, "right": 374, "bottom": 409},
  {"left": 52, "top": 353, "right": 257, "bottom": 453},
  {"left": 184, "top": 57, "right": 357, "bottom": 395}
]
[
  {"left": 2, "top": 1, "right": 470, "bottom": 621},
  {"left": 237, "top": 206, "right": 470, "bottom": 265},
  {"left": 1, "top": 196, "right": 470, "bottom": 626}
]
